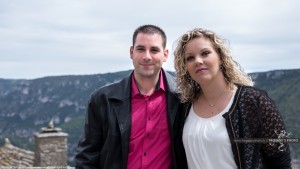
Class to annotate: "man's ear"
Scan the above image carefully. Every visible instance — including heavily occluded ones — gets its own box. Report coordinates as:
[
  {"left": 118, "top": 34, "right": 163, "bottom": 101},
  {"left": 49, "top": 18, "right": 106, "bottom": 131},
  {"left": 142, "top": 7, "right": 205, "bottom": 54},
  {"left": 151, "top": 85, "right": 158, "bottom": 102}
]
[
  {"left": 163, "top": 49, "right": 169, "bottom": 62},
  {"left": 130, "top": 46, "right": 133, "bottom": 59}
]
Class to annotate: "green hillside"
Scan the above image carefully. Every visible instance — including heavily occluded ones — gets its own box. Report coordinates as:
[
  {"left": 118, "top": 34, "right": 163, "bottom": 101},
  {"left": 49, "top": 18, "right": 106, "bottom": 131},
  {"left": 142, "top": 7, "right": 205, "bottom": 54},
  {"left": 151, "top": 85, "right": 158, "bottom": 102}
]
[{"left": 0, "top": 69, "right": 299, "bottom": 165}]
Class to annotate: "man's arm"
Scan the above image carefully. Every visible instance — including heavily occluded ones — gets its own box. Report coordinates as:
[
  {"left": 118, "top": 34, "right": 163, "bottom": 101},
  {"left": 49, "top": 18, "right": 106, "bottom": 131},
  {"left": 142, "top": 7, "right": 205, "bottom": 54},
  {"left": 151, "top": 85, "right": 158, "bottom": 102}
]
[{"left": 75, "top": 95, "right": 103, "bottom": 169}]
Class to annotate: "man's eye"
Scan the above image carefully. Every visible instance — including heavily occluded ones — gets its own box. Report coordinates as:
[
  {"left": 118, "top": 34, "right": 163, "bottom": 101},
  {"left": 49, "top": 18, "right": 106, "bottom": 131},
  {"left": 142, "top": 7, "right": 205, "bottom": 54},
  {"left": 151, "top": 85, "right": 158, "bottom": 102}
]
[{"left": 151, "top": 48, "right": 160, "bottom": 53}]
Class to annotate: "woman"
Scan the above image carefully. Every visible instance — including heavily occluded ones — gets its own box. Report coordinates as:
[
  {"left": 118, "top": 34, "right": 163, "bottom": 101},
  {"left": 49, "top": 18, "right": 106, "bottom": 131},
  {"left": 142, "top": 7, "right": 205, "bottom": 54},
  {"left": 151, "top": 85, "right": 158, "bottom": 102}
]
[{"left": 173, "top": 28, "right": 291, "bottom": 169}]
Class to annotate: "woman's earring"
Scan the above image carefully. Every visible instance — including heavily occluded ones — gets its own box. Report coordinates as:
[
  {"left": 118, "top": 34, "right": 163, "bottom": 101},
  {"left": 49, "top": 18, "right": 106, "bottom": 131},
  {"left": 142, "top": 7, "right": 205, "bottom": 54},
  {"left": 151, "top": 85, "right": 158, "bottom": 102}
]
[
  {"left": 187, "top": 74, "right": 191, "bottom": 80},
  {"left": 220, "top": 64, "right": 224, "bottom": 71}
]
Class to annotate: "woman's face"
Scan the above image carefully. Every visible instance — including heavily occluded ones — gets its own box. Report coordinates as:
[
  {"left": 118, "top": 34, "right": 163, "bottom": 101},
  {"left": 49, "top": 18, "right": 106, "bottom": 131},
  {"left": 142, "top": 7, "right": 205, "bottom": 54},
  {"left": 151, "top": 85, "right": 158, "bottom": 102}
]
[{"left": 184, "top": 37, "right": 222, "bottom": 85}]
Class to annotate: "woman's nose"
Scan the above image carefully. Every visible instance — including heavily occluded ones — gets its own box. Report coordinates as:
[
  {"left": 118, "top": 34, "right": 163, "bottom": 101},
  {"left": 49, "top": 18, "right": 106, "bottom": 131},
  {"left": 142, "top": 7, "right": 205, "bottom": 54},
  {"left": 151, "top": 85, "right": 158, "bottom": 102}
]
[{"left": 195, "top": 56, "right": 203, "bottom": 64}]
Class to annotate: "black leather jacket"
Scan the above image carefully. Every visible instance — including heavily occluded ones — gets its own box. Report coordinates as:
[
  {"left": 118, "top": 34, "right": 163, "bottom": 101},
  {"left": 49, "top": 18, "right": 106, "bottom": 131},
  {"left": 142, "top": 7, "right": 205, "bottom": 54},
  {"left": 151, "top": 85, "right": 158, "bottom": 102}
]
[
  {"left": 75, "top": 70, "right": 188, "bottom": 169},
  {"left": 181, "top": 85, "right": 291, "bottom": 169}
]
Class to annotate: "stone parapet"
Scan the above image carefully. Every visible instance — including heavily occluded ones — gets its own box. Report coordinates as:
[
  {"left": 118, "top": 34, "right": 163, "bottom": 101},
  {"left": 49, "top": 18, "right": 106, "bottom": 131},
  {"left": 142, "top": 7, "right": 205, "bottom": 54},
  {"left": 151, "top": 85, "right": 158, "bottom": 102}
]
[{"left": 34, "top": 123, "right": 68, "bottom": 167}]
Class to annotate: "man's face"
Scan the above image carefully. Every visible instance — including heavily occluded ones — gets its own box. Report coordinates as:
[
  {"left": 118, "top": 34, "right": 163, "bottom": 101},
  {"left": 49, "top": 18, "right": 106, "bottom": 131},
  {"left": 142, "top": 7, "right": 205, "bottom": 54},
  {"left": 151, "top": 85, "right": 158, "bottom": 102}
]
[{"left": 130, "top": 33, "right": 168, "bottom": 79}]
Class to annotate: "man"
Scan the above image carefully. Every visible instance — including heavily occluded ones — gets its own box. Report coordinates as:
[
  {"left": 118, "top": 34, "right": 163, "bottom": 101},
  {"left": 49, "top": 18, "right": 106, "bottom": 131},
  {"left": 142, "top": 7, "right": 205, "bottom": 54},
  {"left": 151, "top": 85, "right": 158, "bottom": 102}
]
[{"left": 75, "top": 25, "right": 187, "bottom": 169}]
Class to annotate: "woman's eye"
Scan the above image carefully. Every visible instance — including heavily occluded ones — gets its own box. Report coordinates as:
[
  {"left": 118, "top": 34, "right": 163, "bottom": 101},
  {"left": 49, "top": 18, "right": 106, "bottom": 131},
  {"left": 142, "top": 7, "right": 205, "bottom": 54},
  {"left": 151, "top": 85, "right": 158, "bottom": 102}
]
[
  {"left": 185, "top": 56, "right": 194, "bottom": 62},
  {"left": 202, "top": 51, "right": 210, "bottom": 56}
]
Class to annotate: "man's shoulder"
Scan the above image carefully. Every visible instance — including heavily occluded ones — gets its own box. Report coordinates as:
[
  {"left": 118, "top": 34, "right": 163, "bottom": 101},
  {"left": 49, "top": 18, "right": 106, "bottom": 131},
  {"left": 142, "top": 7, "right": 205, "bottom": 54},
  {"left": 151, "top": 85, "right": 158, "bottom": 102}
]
[
  {"left": 162, "top": 70, "right": 176, "bottom": 92},
  {"left": 90, "top": 75, "right": 131, "bottom": 99}
]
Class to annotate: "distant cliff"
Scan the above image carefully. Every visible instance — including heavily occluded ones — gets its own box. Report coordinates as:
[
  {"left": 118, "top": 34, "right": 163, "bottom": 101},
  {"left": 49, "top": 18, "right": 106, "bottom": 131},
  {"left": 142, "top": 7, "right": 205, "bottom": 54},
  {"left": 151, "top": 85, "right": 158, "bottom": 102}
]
[{"left": 0, "top": 69, "right": 299, "bottom": 165}]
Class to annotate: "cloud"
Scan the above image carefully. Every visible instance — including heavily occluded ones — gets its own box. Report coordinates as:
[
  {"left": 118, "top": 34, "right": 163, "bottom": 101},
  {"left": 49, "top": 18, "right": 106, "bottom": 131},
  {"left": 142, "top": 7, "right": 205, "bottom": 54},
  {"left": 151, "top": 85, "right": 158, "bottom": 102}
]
[{"left": 0, "top": 0, "right": 299, "bottom": 79}]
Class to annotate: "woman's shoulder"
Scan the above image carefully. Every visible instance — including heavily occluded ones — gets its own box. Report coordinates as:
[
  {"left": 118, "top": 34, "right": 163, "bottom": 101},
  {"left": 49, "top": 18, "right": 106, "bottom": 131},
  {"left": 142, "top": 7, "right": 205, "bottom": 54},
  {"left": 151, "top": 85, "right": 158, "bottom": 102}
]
[
  {"left": 237, "top": 84, "right": 267, "bottom": 97},
  {"left": 236, "top": 84, "right": 274, "bottom": 105}
]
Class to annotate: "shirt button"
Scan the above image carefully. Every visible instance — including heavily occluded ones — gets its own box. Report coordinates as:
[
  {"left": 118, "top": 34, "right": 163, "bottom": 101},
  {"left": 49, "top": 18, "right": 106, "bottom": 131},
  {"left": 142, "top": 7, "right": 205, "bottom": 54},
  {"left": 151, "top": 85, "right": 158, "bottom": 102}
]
[{"left": 144, "top": 152, "right": 147, "bottom": 156}]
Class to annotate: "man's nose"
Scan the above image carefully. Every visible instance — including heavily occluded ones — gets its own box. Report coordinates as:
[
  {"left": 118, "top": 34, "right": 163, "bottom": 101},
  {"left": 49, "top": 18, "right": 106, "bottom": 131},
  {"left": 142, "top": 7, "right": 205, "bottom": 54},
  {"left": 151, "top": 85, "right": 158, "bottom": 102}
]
[{"left": 143, "top": 50, "right": 152, "bottom": 60}]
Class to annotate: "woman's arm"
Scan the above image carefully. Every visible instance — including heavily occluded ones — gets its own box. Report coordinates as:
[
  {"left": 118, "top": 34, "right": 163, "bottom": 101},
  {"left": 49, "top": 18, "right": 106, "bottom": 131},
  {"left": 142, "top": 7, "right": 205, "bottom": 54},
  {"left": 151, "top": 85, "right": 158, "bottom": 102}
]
[{"left": 258, "top": 91, "right": 292, "bottom": 169}]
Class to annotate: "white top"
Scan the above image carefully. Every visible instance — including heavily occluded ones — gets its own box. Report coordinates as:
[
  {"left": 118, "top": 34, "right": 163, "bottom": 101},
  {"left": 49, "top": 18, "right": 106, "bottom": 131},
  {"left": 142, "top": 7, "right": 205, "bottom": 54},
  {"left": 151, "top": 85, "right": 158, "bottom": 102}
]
[{"left": 182, "top": 93, "right": 237, "bottom": 169}]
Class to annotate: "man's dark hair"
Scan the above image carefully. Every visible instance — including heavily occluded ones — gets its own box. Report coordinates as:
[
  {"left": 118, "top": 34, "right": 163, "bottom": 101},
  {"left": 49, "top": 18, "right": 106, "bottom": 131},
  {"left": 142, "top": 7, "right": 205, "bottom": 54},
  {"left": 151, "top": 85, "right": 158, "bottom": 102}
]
[{"left": 132, "top": 24, "right": 167, "bottom": 49}]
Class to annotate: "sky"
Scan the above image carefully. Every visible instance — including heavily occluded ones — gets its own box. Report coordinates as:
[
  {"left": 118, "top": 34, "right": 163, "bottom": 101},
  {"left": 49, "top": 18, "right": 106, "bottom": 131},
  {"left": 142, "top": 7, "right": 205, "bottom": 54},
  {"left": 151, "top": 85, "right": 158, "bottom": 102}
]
[{"left": 0, "top": 0, "right": 299, "bottom": 79}]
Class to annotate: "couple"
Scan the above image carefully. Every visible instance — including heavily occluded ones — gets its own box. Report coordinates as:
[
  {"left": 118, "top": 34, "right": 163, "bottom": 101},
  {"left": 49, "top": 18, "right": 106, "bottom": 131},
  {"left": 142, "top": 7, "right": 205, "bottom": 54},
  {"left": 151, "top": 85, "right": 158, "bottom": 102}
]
[{"left": 74, "top": 25, "right": 291, "bottom": 169}]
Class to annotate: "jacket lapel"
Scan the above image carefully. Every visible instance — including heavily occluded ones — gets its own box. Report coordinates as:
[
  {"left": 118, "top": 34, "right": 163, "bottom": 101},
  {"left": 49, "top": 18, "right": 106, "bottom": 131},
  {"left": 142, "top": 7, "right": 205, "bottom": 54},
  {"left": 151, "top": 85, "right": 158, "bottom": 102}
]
[
  {"left": 163, "top": 70, "right": 180, "bottom": 128},
  {"left": 109, "top": 73, "right": 132, "bottom": 169},
  {"left": 113, "top": 99, "right": 131, "bottom": 168},
  {"left": 167, "top": 92, "right": 180, "bottom": 128}
]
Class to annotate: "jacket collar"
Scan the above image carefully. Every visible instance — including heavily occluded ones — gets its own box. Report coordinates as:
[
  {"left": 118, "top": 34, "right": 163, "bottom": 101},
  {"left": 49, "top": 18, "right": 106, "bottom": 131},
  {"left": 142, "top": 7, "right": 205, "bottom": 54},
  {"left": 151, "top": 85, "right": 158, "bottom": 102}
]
[{"left": 108, "top": 69, "right": 177, "bottom": 101}]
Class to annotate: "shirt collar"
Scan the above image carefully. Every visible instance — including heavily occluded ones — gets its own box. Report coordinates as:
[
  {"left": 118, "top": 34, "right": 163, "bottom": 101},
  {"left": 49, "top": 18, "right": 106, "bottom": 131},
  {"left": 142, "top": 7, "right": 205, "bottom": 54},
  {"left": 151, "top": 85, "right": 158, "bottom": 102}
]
[{"left": 131, "top": 70, "right": 166, "bottom": 97}]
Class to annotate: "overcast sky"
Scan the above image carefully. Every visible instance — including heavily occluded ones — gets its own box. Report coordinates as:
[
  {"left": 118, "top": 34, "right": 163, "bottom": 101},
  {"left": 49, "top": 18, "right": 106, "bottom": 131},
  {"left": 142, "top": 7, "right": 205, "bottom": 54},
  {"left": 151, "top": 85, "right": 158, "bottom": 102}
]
[{"left": 1, "top": 0, "right": 299, "bottom": 79}]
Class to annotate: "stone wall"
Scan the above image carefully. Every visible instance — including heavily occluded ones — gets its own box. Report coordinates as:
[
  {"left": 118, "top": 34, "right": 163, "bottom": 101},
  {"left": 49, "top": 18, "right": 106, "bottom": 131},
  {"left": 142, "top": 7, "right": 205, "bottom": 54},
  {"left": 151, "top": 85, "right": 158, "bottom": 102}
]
[{"left": 0, "top": 138, "right": 34, "bottom": 167}]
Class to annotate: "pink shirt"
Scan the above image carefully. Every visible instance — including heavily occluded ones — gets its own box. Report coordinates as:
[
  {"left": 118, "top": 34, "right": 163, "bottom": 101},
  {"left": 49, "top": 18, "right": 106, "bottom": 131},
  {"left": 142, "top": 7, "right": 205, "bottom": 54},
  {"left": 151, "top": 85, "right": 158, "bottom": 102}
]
[{"left": 127, "top": 71, "right": 172, "bottom": 169}]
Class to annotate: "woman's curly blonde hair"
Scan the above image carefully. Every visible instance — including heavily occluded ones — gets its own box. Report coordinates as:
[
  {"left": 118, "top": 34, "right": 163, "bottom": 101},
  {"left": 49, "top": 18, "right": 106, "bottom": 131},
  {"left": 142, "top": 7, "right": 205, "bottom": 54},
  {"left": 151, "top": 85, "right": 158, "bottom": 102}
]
[{"left": 173, "top": 28, "right": 253, "bottom": 103}]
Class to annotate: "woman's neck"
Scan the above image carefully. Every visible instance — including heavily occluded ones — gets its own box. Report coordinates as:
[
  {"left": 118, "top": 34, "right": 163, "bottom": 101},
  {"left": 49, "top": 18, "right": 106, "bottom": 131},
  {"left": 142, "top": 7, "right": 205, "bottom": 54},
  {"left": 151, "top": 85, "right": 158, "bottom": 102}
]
[{"left": 200, "top": 77, "right": 231, "bottom": 101}]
